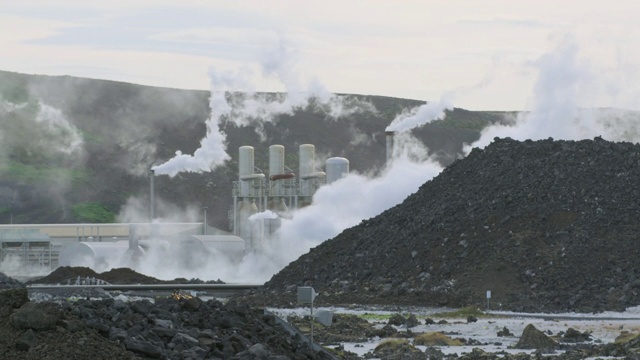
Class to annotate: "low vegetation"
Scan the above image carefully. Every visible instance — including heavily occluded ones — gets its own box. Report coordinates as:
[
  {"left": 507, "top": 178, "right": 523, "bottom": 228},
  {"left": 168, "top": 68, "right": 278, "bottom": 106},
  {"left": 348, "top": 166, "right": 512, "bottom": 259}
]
[
  {"left": 413, "top": 332, "right": 464, "bottom": 346},
  {"left": 431, "top": 306, "right": 486, "bottom": 318},
  {"left": 71, "top": 202, "right": 115, "bottom": 223},
  {"left": 374, "top": 338, "right": 409, "bottom": 351},
  {"left": 0, "top": 160, "right": 88, "bottom": 185}
]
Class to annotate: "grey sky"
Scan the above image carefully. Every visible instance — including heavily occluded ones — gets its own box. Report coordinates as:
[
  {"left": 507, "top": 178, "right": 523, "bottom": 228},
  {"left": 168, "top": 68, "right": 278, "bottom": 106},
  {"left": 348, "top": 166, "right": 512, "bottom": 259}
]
[{"left": 1, "top": 0, "right": 639, "bottom": 111}]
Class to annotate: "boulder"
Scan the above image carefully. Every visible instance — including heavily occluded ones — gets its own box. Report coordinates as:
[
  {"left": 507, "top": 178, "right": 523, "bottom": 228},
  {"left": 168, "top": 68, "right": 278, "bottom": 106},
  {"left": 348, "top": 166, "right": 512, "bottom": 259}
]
[
  {"left": 0, "top": 288, "right": 29, "bottom": 309},
  {"left": 515, "top": 324, "right": 557, "bottom": 350},
  {"left": 10, "top": 302, "right": 62, "bottom": 331}
]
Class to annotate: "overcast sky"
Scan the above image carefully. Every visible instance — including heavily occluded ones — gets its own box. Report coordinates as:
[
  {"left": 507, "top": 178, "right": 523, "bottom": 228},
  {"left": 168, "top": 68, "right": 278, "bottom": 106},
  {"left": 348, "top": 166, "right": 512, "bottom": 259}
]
[{"left": 1, "top": 0, "right": 639, "bottom": 111}]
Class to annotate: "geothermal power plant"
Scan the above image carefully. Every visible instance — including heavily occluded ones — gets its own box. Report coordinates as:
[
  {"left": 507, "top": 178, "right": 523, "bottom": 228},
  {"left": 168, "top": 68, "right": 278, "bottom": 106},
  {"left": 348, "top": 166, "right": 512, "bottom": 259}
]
[
  {"left": 0, "top": 142, "right": 355, "bottom": 276},
  {"left": 230, "top": 144, "right": 349, "bottom": 249}
]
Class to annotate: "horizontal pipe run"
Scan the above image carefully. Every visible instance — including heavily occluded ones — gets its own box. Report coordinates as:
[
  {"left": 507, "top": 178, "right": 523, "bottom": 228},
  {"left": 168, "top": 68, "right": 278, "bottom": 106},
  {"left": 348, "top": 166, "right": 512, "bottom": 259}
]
[{"left": 27, "top": 283, "right": 262, "bottom": 291}]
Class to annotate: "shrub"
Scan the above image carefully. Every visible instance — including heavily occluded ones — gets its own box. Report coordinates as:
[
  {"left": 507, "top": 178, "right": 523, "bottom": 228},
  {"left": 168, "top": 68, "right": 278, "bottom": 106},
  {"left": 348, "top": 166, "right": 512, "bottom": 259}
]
[
  {"left": 414, "top": 332, "right": 463, "bottom": 346},
  {"left": 374, "top": 338, "right": 409, "bottom": 351}
]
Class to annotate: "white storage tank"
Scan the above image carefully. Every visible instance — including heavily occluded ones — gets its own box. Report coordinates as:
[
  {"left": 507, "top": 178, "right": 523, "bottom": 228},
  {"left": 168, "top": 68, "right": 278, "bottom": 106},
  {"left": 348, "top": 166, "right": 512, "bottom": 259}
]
[{"left": 325, "top": 157, "right": 349, "bottom": 184}]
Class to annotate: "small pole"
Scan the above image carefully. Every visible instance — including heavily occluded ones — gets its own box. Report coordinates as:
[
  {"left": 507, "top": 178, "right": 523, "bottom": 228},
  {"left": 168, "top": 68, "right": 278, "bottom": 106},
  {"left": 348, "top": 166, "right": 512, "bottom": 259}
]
[
  {"left": 310, "top": 299, "right": 314, "bottom": 344},
  {"left": 486, "top": 290, "right": 491, "bottom": 311},
  {"left": 203, "top": 206, "right": 208, "bottom": 235}
]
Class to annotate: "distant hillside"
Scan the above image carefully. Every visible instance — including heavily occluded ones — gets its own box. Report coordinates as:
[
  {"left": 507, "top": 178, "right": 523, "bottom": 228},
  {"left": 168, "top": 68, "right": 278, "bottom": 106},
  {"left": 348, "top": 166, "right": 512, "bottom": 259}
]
[{"left": 0, "top": 70, "right": 507, "bottom": 228}]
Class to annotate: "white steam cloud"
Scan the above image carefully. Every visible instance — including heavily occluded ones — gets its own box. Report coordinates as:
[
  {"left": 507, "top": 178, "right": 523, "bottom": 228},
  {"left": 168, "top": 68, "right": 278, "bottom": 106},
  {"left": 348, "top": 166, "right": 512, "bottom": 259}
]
[
  {"left": 386, "top": 96, "right": 453, "bottom": 132},
  {"left": 152, "top": 40, "right": 375, "bottom": 177},
  {"left": 465, "top": 34, "right": 640, "bottom": 153},
  {"left": 34, "top": 102, "right": 85, "bottom": 155},
  {"left": 0, "top": 99, "right": 84, "bottom": 157},
  {"left": 126, "top": 139, "right": 443, "bottom": 283}
]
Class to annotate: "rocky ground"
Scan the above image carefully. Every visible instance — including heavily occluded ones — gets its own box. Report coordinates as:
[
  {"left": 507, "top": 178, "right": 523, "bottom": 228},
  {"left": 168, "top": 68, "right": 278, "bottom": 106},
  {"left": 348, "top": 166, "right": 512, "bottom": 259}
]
[
  {"left": 2, "top": 272, "right": 333, "bottom": 359},
  {"left": 250, "top": 137, "right": 640, "bottom": 314},
  {"left": 5, "top": 268, "right": 640, "bottom": 359},
  {"left": 5, "top": 136, "right": 640, "bottom": 358}
]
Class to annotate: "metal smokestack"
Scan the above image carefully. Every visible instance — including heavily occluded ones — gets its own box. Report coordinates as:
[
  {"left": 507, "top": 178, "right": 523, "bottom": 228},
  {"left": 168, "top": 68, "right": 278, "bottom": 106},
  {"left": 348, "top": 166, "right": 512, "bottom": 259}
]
[
  {"left": 149, "top": 169, "right": 155, "bottom": 222},
  {"left": 385, "top": 130, "right": 395, "bottom": 163}
]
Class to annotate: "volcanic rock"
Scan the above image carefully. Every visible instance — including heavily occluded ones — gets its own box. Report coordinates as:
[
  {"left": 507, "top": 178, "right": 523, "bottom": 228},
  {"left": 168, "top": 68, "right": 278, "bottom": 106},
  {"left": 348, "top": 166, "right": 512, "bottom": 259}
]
[
  {"left": 0, "top": 272, "right": 24, "bottom": 289},
  {"left": 253, "top": 137, "right": 640, "bottom": 313},
  {"left": 515, "top": 324, "right": 557, "bottom": 350}
]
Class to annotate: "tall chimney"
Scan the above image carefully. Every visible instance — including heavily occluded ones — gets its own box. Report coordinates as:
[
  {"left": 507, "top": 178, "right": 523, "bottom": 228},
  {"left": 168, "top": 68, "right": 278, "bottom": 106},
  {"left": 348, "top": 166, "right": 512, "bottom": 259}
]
[
  {"left": 149, "top": 169, "right": 155, "bottom": 222},
  {"left": 385, "top": 131, "right": 395, "bottom": 163}
]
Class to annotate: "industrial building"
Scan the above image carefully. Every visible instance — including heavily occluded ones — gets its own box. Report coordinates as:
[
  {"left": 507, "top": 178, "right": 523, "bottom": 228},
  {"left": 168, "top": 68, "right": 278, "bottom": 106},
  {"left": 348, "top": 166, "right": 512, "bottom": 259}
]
[
  {"left": 229, "top": 143, "right": 349, "bottom": 249},
  {"left": 0, "top": 142, "right": 352, "bottom": 277}
]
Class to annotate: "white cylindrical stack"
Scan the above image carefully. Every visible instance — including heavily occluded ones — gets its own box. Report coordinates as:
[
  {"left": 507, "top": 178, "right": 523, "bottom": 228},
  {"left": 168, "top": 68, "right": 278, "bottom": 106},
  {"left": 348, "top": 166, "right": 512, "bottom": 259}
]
[
  {"left": 239, "top": 146, "right": 255, "bottom": 179},
  {"left": 269, "top": 145, "right": 285, "bottom": 176},
  {"left": 269, "top": 145, "right": 285, "bottom": 196},
  {"left": 299, "top": 144, "right": 315, "bottom": 179}
]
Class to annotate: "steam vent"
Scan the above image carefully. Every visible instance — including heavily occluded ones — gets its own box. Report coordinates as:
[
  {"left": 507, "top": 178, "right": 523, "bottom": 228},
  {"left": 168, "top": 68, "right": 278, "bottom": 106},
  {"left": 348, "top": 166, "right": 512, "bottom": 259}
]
[{"left": 257, "top": 137, "right": 640, "bottom": 313}]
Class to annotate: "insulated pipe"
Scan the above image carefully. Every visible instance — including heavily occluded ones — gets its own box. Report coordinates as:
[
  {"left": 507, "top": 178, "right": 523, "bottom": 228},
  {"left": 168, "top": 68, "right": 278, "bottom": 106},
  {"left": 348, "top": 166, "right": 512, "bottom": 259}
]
[{"left": 27, "top": 283, "right": 262, "bottom": 290}]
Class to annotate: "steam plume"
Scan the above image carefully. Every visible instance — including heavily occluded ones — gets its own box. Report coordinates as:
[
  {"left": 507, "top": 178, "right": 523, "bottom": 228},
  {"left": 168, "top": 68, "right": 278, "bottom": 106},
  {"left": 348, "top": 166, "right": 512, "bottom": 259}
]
[
  {"left": 385, "top": 96, "right": 453, "bottom": 132},
  {"left": 465, "top": 34, "right": 640, "bottom": 153},
  {"left": 152, "top": 40, "right": 375, "bottom": 177}
]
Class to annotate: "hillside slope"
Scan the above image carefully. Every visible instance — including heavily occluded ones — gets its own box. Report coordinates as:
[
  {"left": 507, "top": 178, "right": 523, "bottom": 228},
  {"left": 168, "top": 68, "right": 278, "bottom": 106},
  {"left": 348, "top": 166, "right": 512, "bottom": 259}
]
[
  {"left": 0, "top": 70, "right": 504, "bottom": 228},
  {"left": 257, "top": 137, "right": 640, "bottom": 313}
]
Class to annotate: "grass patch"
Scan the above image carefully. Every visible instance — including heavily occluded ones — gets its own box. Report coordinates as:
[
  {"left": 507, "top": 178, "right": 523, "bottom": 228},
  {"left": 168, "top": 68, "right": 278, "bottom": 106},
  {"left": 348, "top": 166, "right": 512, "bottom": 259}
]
[
  {"left": 615, "top": 331, "right": 640, "bottom": 344},
  {"left": 374, "top": 338, "right": 409, "bottom": 351},
  {"left": 71, "top": 202, "right": 115, "bottom": 223},
  {"left": 359, "top": 313, "right": 394, "bottom": 321},
  {"left": 0, "top": 160, "right": 89, "bottom": 185},
  {"left": 432, "top": 306, "right": 486, "bottom": 318},
  {"left": 414, "top": 332, "right": 464, "bottom": 346}
]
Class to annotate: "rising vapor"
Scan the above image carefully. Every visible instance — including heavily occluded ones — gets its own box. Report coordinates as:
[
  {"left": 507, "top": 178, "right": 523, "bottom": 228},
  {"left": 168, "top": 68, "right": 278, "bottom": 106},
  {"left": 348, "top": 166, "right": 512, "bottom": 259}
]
[
  {"left": 152, "top": 40, "right": 375, "bottom": 177},
  {"left": 386, "top": 96, "right": 453, "bottom": 133},
  {"left": 466, "top": 34, "right": 640, "bottom": 153}
]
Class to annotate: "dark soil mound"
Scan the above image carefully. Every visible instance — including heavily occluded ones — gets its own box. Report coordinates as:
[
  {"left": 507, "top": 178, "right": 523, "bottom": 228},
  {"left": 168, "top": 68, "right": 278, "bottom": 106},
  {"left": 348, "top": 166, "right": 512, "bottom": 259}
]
[
  {"left": 27, "top": 266, "right": 170, "bottom": 285},
  {"left": 99, "top": 267, "right": 167, "bottom": 284},
  {"left": 252, "top": 137, "right": 640, "bottom": 313},
  {"left": 26, "top": 266, "right": 101, "bottom": 285}
]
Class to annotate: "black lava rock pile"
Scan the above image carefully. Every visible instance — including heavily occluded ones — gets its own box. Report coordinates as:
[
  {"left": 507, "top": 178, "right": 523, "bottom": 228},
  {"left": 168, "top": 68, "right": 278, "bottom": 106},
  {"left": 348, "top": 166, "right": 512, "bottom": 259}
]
[
  {"left": 254, "top": 137, "right": 640, "bottom": 313},
  {"left": 0, "top": 272, "right": 24, "bottom": 289},
  {"left": 0, "top": 288, "right": 331, "bottom": 359}
]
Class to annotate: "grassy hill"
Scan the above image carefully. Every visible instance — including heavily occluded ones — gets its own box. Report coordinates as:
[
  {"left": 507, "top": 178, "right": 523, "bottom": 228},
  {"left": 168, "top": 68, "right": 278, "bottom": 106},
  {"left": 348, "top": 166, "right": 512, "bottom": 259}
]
[{"left": 0, "top": 70, "right": 508, "bottom": 229}]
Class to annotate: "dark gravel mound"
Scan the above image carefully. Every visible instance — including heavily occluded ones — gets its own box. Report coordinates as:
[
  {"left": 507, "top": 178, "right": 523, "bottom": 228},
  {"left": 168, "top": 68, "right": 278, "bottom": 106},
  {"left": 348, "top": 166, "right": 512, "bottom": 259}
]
[
  {"left": 99, "top": 267, "right": 167, "bottom": 284},
  {"left": 26, "top": 266, "right": 219, "bottom": 285},
  {"left": 0, "top": 272, "right": 25, "bottom": 289},
  {"left": 26, "top": 266, "right": 101, "bottom": 285},
  {"left": 255, "top": 137, "right": 640, "bottom": 313}
]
